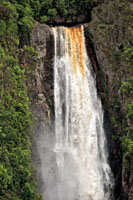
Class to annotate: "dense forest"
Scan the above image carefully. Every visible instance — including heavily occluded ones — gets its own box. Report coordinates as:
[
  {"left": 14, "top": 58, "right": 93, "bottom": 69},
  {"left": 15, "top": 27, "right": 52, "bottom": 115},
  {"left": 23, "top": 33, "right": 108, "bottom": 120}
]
[
  {"left": 0, "top": 0, "right": 132, "bottom": 199},
  {"left": 90, "top": 0, "right": 133, "bottom": 156}
]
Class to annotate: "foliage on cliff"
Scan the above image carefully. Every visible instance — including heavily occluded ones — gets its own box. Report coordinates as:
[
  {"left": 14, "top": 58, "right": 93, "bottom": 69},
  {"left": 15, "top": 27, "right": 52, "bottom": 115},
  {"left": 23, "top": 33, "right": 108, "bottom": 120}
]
[
  {"left": 0, "top": 0, "right": 101, "bottom": 24},
  {"left": 0, "top": 0, "right": 132, "bottom": 199},
  {"left": 90, "top": 1, "right": 133, "bottom": 198},
  {"left": 90, "top": 0, "right": 133, "bottom": 156},
  {"left": 38, "top": 0, "right": 100, "bottom": 22},
  {"left": 0, "top": 1, "right": 40, "bottom": 199}
]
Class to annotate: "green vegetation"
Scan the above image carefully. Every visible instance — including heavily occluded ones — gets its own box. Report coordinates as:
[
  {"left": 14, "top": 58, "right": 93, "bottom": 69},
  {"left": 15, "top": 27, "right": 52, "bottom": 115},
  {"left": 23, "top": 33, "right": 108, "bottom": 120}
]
[
  {"left": 0, "top": 1, "right": 39, "bottom": 199},
  {"left": 121, "top": 136, "right": 133, "bottom": 155},
  {"left": 0, "top": 0, "right": 100, "bottom": 25},
  {"left": 0, "top": 0, "right": 132, "bottom": 199},
  {"left": 91, "top": 0, "right": 133, "bottom": 157},
  {"left": 121, "top": 78, "right": 133, "bottom": 96},
  {"left": 38, "top": 0, "right": 100, "bottom": 21}
]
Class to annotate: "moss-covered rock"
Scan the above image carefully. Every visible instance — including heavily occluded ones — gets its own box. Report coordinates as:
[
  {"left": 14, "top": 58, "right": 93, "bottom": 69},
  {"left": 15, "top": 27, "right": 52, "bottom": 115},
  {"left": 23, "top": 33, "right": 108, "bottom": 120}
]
[{"left": 85, "top": 0, "right": 133, "bottom": 199}]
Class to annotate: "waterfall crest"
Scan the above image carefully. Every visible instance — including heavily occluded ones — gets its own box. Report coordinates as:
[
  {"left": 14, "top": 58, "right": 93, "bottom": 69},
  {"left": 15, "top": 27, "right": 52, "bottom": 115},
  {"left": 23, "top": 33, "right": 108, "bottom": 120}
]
[{"left": 53, "top": 26, "right": 114, "bottom": 200}]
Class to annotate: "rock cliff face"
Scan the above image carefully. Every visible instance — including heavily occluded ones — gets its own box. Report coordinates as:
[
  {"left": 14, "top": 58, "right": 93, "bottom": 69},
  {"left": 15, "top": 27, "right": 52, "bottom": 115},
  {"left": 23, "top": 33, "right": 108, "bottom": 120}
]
[
  {"left": 84, "top": 28, "right": 133, "bottom": 200},
  {"left": 84, "top": 1, "right": 133, "bottom": 199},
  {"left": 84, "top": 24, "right": 122, "bottom": 199},
  {"left": 46, "top": 14, "right": 88, "bottom": 26},
  {"left": 31, "top": 22, "right": 55, "bottom": 195}
]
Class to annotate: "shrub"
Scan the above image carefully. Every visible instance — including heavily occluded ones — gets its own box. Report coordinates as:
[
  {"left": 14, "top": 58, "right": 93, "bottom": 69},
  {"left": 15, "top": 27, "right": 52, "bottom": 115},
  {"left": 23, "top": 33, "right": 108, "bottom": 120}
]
[{"left": 0, "top": 20, "right": 6, "bottom": 36}]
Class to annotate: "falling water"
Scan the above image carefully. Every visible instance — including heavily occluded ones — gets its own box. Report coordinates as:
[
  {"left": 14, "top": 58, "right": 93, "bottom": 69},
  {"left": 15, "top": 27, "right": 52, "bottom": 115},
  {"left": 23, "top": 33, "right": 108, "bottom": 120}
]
[{"left": 53, "top": 26, "right": 114, "bottom": 200}]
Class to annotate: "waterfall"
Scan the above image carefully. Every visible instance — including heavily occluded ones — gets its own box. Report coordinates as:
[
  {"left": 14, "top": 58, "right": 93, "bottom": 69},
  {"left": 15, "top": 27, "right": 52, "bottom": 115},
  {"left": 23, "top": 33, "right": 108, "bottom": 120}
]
[{"left": 52, "top": 26, "right": 114, "bottom": 200}]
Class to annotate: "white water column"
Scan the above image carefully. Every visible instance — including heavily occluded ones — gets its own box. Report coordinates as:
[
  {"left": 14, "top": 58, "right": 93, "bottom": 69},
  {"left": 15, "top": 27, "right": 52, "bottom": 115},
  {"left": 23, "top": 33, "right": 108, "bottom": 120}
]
[{"left": 53, "top": 26, "right": 114, "bottom": 200}]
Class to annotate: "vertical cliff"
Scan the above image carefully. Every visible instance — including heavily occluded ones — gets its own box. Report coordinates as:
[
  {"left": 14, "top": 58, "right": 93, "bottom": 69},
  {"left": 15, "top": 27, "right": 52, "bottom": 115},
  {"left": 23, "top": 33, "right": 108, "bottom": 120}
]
[
  {"left": 84, "top": 0, "right": 133, "bottom": 199},
  {"left": 31, "top": 22, "right": 55, "bottom": 196}
]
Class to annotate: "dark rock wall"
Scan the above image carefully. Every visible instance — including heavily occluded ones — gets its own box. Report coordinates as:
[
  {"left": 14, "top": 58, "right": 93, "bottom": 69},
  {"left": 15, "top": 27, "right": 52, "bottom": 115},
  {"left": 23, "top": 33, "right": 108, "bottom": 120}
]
[
  {"left": 83, "top": 1, "right": 133, "bottom": 198},
  {"left": 31, "top": 22, "right": 55, "bottom": 196},
  {"left": 84, "top": 24, "right": 121, "bottom": 199},
  {"left": 46, "top": 15, "right": 88, "bottom": 26}
]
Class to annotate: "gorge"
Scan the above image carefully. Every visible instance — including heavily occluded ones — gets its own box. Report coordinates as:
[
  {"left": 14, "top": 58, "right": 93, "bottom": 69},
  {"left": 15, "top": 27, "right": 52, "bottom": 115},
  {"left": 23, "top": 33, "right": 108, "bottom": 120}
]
[{"left": 0, "top": 1, "right": 132, "bottom": 200}]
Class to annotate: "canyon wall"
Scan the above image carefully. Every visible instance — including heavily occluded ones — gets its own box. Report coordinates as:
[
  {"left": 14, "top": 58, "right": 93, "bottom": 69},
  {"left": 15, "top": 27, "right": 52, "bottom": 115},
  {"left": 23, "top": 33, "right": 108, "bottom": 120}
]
[{"left": 86, "top": 1, "right": 133, "bottom": 199}]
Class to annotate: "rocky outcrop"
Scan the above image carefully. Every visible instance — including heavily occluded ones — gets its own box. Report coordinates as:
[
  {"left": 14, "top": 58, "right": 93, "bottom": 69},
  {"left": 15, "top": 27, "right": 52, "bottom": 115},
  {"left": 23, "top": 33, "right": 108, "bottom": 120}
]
[
  {"left": 84, "top": 26, "right": 132, "bottom": 200},
  {"left": 30, "top": 21, "right": 54, "bottom": 196},
  {"left": 84, "top": 23, "right": 121, "bottom": 199},
  {"left": 83, "top": 1, "right": 133, "bottom": 199},
  {"left": 46, "top": 14, "right": 88, "bottom": 26},
  {"left": 122, "top": 154, "right": 133, "bottom": 200},
  {"left": 31, "top": 21, "right": 54, "bottom": 118}
]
